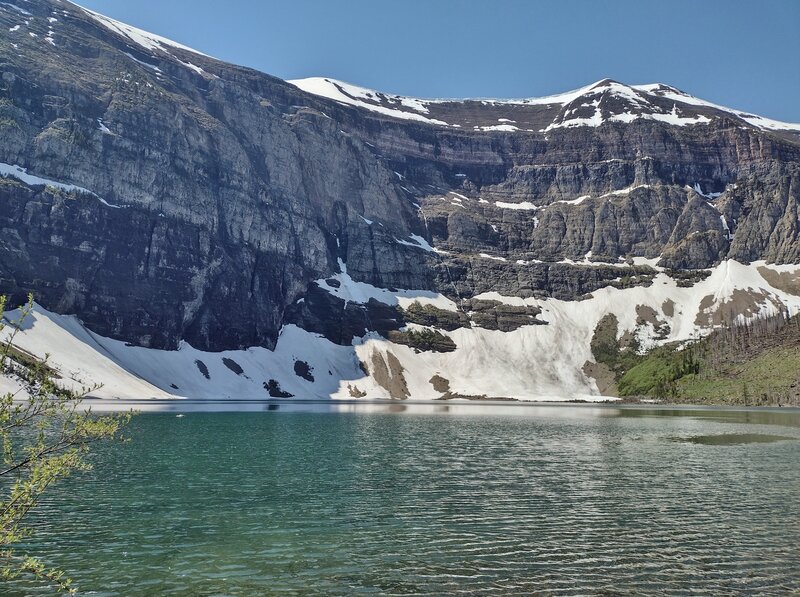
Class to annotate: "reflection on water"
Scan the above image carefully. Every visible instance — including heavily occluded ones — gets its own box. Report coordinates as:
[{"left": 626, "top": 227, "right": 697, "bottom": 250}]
[
  {"left": 673, "top": 433, "right": 796, "bottom": 445},
  {"left": 614, "top": 407, "right": 800, "bottom": 428},
  {"left": 7, "top": 406, "right": 800, "bottom": 595},
  {"left": 82, "top": 396, "right": 800, "bottom": 427}
]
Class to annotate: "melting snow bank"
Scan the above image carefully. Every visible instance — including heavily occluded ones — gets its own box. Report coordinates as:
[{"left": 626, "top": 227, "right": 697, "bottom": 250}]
[{"left": 1, "top": 261, "right": 799, "bottom": 403}]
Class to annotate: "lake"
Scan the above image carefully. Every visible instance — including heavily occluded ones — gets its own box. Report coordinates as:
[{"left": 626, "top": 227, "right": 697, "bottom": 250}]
[{"left": 10, "top": 403, "right": 800, "bottom": 595}]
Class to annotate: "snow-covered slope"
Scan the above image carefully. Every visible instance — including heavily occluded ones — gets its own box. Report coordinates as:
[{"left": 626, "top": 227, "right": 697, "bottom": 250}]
[
  {"left": 65, "top": 1, "right": 212, "bottom": 76},
  {"left": 3, "top": 261, "right": 798, "bottom": 402},
  {"left": 286, "top": 78, "right": 451, "bottom": 126},
  {"left": 290, "top": 77, "right": 800, "bottom": 133},
  {"left": 74, "top": 2, "right": 209, "bottom": 57},
  {"left": 633, "top": 83, "right": 800, "bottom": 132}
]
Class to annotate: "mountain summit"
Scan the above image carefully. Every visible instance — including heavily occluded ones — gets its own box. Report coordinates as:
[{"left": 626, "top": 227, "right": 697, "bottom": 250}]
[{"left": 288, "top": 77, "right": 800, "bottom": 134}]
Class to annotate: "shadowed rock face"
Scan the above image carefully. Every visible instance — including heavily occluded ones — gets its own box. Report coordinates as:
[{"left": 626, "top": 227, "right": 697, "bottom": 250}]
[{"left": 0, "top": 0, "right": 798, "bottom": 351}]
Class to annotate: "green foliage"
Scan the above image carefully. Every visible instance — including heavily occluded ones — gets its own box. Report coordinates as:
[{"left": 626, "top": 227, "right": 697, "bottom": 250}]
[
  {"left": 590, "top": 314, "right": 620, "bottom": 367},
  {"left": 674, "top": 345, "right": 800, "bottom": 405},
  {"left": 590, "top": 311, "right": 704, "bottom": 399},
  {"left": 0, "top": 295, "right": 132, "bottom": 594},
  {"left": 615, "top": 311, "right": 799, "bottom": 404},
  {"left": 617, "top": 344, "right": 702, "bottom": 398}
]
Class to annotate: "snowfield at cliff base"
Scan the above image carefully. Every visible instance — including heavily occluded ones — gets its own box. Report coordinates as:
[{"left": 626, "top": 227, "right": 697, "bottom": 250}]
[{"left": 2, "top": 260, "right": 799, "bottom": 403}]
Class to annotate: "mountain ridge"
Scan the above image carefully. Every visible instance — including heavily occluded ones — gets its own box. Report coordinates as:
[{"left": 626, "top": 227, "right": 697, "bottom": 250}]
[
  {"left": 288, "top": 76, "right": 800, "bottom": 134},
  {"left": 66, "top": 0, "right": 800, "bottom": 134}
]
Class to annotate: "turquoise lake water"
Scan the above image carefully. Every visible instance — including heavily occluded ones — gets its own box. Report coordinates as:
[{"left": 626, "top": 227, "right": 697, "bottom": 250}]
[{"left": 8, "top": 404, "right": 800, "bottom": 595}]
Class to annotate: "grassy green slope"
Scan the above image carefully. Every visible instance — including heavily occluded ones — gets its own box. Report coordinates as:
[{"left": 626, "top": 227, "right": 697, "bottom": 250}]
[{"left": 595, "top": 313, "right": 800, "bottom": 406}]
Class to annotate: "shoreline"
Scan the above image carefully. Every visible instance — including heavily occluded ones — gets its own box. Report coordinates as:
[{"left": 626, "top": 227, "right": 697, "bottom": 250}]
[{"left": 73, "top": 396, "right": 800, "bottom": 414}]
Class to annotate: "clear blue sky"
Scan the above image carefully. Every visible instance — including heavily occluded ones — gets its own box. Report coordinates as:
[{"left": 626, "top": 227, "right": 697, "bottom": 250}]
[{"left": 75, "top": 0, "right": 800, "bottom": 122}]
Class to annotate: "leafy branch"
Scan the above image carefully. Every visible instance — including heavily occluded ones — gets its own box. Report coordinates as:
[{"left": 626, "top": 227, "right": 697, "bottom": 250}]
[{"left": 0, "top": 294, "right": 133, "bottom": 594}]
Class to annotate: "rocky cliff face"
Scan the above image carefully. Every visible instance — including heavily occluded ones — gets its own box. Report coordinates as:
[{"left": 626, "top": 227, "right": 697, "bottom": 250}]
[{"left": 1, "top": 0, "right": 799, "bottom": 359}]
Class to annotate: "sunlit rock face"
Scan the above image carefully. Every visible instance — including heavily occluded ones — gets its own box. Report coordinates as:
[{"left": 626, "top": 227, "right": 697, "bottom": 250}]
[{"left": 0, "top": 0, "right": 798, "bottom": 354}]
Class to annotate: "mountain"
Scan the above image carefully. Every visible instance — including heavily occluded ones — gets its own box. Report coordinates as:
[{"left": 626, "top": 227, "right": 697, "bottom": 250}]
[
  {"left": 289, "top": 76, "right": 800, "bottom": 134},
  {"left": 1, "top": 0, "right": 799, "bottom": 401}
]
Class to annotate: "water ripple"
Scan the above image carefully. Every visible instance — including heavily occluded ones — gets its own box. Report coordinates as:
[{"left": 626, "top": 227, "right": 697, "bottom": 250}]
[{"left": 6, "top": 408, "right": 800, "bottom": 595}]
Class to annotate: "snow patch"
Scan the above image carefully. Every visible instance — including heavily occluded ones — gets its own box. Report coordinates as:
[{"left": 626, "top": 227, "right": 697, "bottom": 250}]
[
  {"left": 647, "top": 105, "right": 710, "bottom": 126},
  {"left": 394, "top": 233, "right": 435, "bottom": 252},
  {"left": 720, "top": 215, "right": 733, "bottom": 241},
  {"left": 315, "top": 261, "right": 457, "bottom": 312},
  {"left": 692, "top": 183, "right": 722, "bottom": 199},
  {"left": 474, "top": 124, "right": 519, "bottom": 132},
  {"left": 495, "top": 201, "right": 540, "bottom": 210},
  {"left": 554, "top": 195, "right": 591, "bottom": 206},
  {"left": 124, "top": 52, "right": 162, "bottom": 74},
  {"left": 1, "top": 162, "right": 94, "bottom": 195},
  {"left": 179, "top": 60, "right": 204, "bottom": 75},
  {"left": 0, "top": 163, "right": 123, "bottom": 208},
  {"left": 601, "top": 184, "right": 651, "bottom": 197},
  {"left": 96, "top": 118, "right": 112, "bottom": 134}
]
